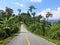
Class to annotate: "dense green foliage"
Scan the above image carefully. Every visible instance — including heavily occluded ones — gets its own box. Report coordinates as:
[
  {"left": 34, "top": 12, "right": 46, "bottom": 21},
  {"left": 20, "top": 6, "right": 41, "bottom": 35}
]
[
  {"left": 0, "top": 5, "right": 60, "bottom": 45},
  {"left": 0, "top": 7, "right": 20, "bottom": 41},
  {"left": 27, "top": 22, "right": 60, "bottom": 39},
  {"left": 26, "top": 19, "right": 60, "bottom": 45},
  {"left": 0, "top": 15, "right": 20, "bottom": 40}
]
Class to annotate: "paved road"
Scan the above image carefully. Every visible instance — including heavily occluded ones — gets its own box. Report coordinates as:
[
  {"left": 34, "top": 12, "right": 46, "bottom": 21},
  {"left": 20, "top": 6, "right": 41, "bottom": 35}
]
[{"left": 7, "top": 24, "right": 56, "bottom": 45}]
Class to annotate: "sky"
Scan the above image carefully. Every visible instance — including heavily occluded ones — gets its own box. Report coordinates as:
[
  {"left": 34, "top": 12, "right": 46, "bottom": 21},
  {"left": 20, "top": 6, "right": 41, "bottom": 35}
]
[{"left": 0, "top": 0, "right": 60, "bottom": 20}]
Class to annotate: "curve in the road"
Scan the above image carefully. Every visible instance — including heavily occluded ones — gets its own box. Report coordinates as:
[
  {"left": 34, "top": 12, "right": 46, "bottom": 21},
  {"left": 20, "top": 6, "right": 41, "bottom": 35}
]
[{"left": 7, "top": 24, "right": 56, "bottom": 45}]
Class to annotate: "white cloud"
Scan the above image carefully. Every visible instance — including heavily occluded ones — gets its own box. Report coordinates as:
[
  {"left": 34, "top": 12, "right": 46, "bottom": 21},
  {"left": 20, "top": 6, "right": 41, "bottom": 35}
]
[
  {"left": 51, "top": 7, "right": 60, "bottom": 20},
  {"left": 37, "top": 7, "right": 60, "bottom": 20},
  {"left": 0, "top": 8, "right": 5, "bottom": 11},
  {"left": 37, "top": 8, "right": 51, "bottom": 17},
  {"left": 30, "top": 0, "right": 42, "bottom": 3},
  {"left": 14, "top": 2, "right": 24, "bottom": 7}
]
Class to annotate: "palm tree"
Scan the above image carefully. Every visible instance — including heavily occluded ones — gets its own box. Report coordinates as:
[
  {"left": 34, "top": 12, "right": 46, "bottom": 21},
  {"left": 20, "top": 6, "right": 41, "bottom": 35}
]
[
  {"left": 18, "top": 9, "right": 21, "bottom": 15},
  {"left": 32, "top": 12, "right": 35, "bottom": 17},
  {"left": 28, "top": 5, "right": 36, "bottom": 23},
  {"left": 27, "top": 11, "right": 31, "bottom": 16},
  {"left": 29, "top": 5, "right": 36, "bottom": 12},
  {"left": 17, "top": 9, "right": 21, "bottom": 21},
  {"left": 28, "top": 5, "right": 36, "bottom": 16},
  {"left": 32, "top": 12, "right": 36, "bottom": 23},
  {"left": 46, "top": 12, "right": 53, "bottom": 21}
]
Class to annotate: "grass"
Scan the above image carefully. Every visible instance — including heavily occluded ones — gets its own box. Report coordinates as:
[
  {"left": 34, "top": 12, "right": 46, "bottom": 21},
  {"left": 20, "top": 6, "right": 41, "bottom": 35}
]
[
  {"left": 0, "top": 37, "right": 13, "bottom": 45},
  {"left": 32, "top": 32, "right": 60, "bottom": 45},
  {"left": 41, "top": 36, "right": 60, "bottom": 45}
]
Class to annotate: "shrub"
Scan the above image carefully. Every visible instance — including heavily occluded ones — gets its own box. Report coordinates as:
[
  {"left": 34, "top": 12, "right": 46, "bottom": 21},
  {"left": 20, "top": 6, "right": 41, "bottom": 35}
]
[{"left": 0, "top": 16, "right": 20, "bottom": 39}]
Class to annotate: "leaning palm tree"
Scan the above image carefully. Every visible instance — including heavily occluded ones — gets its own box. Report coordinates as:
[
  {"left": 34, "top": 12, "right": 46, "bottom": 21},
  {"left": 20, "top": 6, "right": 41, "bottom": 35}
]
[{"left": 46, "top": 12, "right": 53, "bottom": 21}]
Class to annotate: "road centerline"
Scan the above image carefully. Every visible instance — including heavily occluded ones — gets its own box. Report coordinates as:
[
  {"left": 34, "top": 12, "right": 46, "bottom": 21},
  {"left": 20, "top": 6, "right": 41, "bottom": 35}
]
[{"left": 25, "top": 33, "right": 31, "bottom": 45}]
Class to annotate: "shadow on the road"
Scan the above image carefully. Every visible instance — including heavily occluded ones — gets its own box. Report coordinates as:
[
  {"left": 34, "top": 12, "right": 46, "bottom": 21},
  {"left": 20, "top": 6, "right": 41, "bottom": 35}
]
[
  {"left": 20, "top": 32, "right": 27, "bottom": 33},
  {"left": 13, "top": 32, "right": 27, "bottom": 36}
]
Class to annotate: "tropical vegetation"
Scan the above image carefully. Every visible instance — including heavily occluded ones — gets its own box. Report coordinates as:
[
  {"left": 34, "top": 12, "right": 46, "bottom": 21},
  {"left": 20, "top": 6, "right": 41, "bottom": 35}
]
[
  {"left": 0, "top": 7, "right": 20, "bottom": 45},
  {"left": 0, "top": 5, "right": 60, "bottom": 45}
]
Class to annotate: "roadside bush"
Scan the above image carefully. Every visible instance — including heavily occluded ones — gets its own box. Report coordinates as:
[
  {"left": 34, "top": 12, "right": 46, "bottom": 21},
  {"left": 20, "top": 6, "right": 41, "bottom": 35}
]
[
  {"left": 0, "top": 16, "right": 20, "bottom": 40},
  {"left": 28, "top": 24, "right": 36, "bottom": 32},
  {"left": 50, "top": 31, "right": 60, "bottom": 40}
]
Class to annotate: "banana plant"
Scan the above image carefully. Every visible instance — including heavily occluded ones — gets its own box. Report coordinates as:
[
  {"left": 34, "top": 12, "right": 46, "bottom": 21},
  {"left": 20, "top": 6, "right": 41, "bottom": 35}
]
[{"left": 0, "top": 16, "right": 16, "bottom": 37}]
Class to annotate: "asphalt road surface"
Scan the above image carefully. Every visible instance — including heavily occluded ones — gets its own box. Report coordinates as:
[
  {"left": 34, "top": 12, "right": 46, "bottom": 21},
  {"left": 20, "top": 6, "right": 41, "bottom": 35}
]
[{"left": 7, "top": 24, "right": 56, "bottom": 45}]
